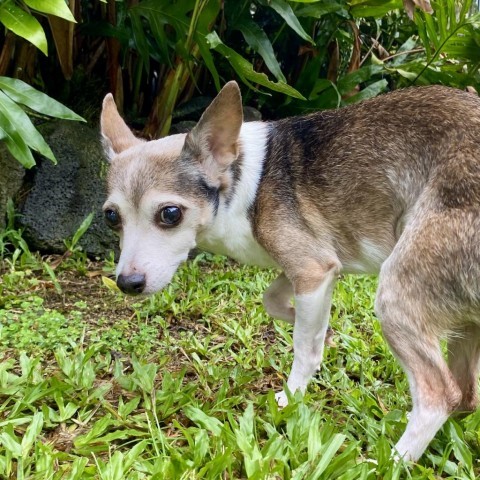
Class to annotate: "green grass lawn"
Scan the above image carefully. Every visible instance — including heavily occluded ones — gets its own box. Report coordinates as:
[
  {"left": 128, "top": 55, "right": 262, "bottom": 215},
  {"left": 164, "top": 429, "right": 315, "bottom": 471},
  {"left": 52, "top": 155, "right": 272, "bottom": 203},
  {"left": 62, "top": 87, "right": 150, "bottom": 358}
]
[{"left": 0, "top": 250, "right": 479, "bottom": 479}]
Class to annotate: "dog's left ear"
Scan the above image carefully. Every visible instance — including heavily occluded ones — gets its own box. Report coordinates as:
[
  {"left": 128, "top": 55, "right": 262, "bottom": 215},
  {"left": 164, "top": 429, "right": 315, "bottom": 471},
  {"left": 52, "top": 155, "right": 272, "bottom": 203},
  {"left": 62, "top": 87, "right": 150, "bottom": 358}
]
[
  {"left": 184, "top": 81, "right": 243, "bottom": 186},
  {"left": 100, "top": 94, "right": 143, "bottom": 161}
]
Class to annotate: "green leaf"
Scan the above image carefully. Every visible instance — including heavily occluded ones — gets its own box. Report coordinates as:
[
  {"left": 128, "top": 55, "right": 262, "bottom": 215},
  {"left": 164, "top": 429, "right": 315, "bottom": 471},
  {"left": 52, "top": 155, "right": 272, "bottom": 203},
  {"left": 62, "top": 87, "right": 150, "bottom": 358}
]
[
  {"left": 0, "top": 91, "right": 56, "bottom": 162},
  {"left": 260, "top": 0, "right": 313, "bottom": 43},
  {"left": 0, "top": 107, "right": 36, "bottom": 168},
  {"left": 43, "top": 261, "right": 62, "bottom": 294},
  {"left": 310, "top": 434, "right": 346, "bottom": 477},
  {"left": 69, "top": 212, "right": 94, "bottom": 251},
  {"left": 343, "top": 79, "right": 388, "bottom": 104},
  {"left": 423, "top": 11, "right": 441, "bottom": 50},
  {"left": 336, "top": 64, "right": 384, "bottom": 94},
  {"left": 0, "top": 0, "right": 48, "bottom": 55},
  {"left": 23, "top": 0, "right": 76, "bottom": 22},
  {"left": 414, "top": 11, "right": 431, "bottom": 60},
  {"left": 349, "top": 0, "right": 402, "bottom": 18},
  {"left": 0, "top": 430, "right": 22, "bottom": 458},
  {"left": 448, "top": 421, "right": 472, "bottom": 467},
  {"left": 104, "top": 450, "right": 125, "bottom": 480},
  {"left": 131, "top": 357, "right": 157, "bottom": 392},
  {"left": 128, "top": 10, "right": 151, "bottom": 75},
  {"left": 297, "top": 1, "right": 349, "bottom": 18},
  {"left": 194, "top": 430, "right": 209, "bottom": 466},
  {"left": 142, "top": 10, "right": 170, "bottom": 65},
  {"left": 102, "top": 275, "right": 120, "bottom": 292},
  {"left": 307, "top": 414, "right": 322, "bottom": 461},
  {"left": 196, "top": 33, "right": 220, "bottom": 91},
  {"left": 21, "top": 412, "right": 43, "bottom": 457},
  {"left": 206, "top": 31, "right": 305, "bottom": 100},
  {"left": 390, "top": 37, "right": 418, "bottom": 66},
  {"left": 0, "top": 76, "right": 85, "bottom": 121},
  {"left": 184, "top": 405, "right": 223, "bottom": 436},
  {"left": 74, "top": 415, "right": 113, "bottom": 447},
  {"left": 118, "top": 396, "right": 141, "bottom": 418},
  {"left": 124, "top": 440, "right": 148, "bottom": 470},
  {"left": 64, "top": 457, "right": 89, "bottom": 480},
  {"left": 236, "top": 16, "right": 286, "bottom": 82}
]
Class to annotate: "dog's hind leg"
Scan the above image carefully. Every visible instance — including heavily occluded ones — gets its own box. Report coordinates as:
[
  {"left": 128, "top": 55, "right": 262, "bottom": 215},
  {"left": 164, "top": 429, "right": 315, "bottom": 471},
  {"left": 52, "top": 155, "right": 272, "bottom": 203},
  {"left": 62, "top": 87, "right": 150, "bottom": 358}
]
[
  {"left": 376, "top": 263, "right": 463, "bottom": 461},
  {"left": 263, "top": 273, "right": 295, "bottom": 324},
  {"left": 376, "top": 289, "right": 462, "bottom": 461},
  {"left": 448, "top": 324, "right": 480, "bottom": 412}
]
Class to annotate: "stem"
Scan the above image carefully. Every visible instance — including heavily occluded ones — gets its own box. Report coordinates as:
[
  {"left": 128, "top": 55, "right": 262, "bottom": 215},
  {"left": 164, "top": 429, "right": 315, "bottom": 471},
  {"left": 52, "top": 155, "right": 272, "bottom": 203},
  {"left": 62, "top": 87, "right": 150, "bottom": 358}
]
[
  {"left": 381, "top": 47, "right": 425, "bottom": 62},
  {"left": 411, "top": 20, "right": 471, "bottom": 85}
]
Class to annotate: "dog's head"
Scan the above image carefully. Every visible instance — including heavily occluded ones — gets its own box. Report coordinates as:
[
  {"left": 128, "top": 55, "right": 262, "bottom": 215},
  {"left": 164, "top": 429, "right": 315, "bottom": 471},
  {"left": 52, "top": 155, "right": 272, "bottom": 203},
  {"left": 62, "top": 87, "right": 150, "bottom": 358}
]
[{"left": 101, "top": 82, "right": 243, "bottom": 294}]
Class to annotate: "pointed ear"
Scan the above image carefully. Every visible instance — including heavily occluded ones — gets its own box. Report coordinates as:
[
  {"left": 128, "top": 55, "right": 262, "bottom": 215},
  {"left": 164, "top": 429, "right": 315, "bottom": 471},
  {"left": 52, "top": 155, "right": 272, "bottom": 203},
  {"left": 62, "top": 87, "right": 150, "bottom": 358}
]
[
  {"left": 100, "top": 94, "right": 143, "bottom": 161},
  {"left": 184, "top": 81, "right": 243, "bottom": 185}
]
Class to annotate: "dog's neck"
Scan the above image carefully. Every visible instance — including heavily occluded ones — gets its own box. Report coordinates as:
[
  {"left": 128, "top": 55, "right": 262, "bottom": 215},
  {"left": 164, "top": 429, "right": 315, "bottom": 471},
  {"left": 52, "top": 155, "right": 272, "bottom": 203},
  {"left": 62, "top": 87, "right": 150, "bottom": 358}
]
[{"left": 196, "top": 121, "right": 277, "bottom": 267}]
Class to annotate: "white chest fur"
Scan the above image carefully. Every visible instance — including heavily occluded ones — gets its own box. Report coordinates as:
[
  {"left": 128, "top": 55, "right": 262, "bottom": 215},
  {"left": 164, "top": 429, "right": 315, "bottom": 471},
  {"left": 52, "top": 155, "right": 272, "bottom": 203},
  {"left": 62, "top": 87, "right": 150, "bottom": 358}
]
[{"left": 197, "top": 122, "right": 278, "bottom": 268}]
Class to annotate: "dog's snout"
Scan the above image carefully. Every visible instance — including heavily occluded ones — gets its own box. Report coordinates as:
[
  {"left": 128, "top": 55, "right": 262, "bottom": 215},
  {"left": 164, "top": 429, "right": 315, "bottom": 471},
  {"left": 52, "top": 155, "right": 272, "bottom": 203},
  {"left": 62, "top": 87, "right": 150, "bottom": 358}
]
[{"left": 117, "top": 273, "right": 146, "bottom": 295}]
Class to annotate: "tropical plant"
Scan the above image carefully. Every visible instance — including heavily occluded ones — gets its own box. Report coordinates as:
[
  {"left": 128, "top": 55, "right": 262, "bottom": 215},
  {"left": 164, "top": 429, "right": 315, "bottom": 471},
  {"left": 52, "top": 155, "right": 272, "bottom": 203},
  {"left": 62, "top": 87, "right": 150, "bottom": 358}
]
[
  {"left": 81, "top": 0, "right": 480, "bottom": 138},
  {"left": 0, "top": 0, "right": 84, "bottom": 167},
  {"left": 0, "top": 76, "right": 84, "bottom": 167},
  {"left": 1, "top": 0, "right": 479, "bottom": 163},
  {"left": 0, "top": 0, "right": 75, "bottom": 55}
]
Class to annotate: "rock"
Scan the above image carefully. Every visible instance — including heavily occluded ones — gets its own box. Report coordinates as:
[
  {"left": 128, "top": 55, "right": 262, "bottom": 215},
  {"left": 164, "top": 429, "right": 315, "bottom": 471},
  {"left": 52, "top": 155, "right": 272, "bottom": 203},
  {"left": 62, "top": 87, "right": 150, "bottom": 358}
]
[
  {"left": 170, "top": 106, "right": 262, "bottom": 135},
  {"left": 173, "top": 96, "right": 213, "bottom": 121},
  {"left": 243, "top": 106, "right": 262, "bottom": 122},
  {"left": 0, "top": 145, "right": 25, "bottom": 230},
  {"left": 18, "top": 120, "right": 118, "bottom": 258},
  {"left": 169, "top": 121, "right": 197, "bottom": 134}
]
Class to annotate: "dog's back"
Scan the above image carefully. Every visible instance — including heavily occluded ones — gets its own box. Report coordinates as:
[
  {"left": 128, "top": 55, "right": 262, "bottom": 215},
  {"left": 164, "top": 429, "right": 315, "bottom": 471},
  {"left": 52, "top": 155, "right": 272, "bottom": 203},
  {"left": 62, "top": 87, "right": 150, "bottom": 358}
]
[{"left": 252, "top": 86, "right": 480, "bottom": 277}]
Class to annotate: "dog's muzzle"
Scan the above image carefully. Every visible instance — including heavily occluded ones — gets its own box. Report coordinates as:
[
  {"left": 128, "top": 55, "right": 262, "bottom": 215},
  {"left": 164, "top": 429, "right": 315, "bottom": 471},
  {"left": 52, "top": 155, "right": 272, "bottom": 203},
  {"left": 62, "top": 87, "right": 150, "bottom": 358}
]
[{"left": 117, "top": 273, "right": 146, "bottom": 295}]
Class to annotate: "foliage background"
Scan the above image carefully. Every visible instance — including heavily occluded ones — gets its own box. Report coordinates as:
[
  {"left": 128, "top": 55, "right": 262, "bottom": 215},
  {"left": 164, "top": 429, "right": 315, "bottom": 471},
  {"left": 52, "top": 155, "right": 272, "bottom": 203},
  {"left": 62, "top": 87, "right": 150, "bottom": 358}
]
[
  {"left": 1, "top": 0, "right": 480, "bottom": 152},
  {"left": 1, "top": 1, "right": 480, "bottom": 479}
]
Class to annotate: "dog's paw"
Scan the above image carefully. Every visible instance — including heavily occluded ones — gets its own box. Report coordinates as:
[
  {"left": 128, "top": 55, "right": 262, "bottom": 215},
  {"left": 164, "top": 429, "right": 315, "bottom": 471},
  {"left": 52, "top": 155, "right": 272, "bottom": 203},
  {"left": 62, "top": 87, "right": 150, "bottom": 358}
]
[
  {"left": 392, "top": 442, "right": 415, "bottom": 463},
  {"left": 275, "top": 390, "right": 289, "bottom": 408}
]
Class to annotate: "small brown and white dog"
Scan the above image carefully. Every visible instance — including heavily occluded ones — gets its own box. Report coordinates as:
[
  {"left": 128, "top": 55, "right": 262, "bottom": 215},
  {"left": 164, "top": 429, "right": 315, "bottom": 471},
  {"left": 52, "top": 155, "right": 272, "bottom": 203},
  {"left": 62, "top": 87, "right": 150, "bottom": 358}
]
[{"left": 100, "top": 82, "right": 480, "bottom": 462}]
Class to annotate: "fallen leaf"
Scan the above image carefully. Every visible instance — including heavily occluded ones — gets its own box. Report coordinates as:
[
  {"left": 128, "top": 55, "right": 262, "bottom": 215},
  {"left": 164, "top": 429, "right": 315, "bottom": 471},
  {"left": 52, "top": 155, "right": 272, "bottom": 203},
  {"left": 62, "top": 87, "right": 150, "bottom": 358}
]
[{"left": 86, "top": 270, "right": 104, "bottom": 278}]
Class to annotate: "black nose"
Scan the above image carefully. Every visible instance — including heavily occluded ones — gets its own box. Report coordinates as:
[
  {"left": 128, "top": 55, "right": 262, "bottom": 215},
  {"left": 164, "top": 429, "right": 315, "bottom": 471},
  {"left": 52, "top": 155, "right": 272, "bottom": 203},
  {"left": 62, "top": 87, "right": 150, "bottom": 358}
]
[{"left": 117, "top": 273, "right": 146, "bottom": 295}]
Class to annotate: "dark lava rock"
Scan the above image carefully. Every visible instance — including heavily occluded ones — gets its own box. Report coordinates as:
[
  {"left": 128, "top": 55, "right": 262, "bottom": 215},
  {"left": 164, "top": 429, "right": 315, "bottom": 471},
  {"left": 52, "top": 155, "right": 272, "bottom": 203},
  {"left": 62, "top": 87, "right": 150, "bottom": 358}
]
[
  {"left": 19, "top": 120, "right": 118, "bottom": 258},
  {"left": 243, "top": 106, "right": 262, "bottom": 122},
  {"left": 170, "top": 106, "right": 262, "bottom": 135},
  {"left": 169, "top": 120, "right": 197, "bottom": 134},
  {"left": 0, "top": 145, "right": 25, "bottom": 230}
]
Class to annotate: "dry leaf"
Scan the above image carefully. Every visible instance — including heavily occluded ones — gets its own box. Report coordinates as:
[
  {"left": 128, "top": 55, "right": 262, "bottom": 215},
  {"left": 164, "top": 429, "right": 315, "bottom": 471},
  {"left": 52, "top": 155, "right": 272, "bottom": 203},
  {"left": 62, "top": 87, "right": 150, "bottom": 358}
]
[
  {"left": 403, "top": 0, "right": 433, "bottom": 20},
  {"left": 347, "top": 21, "right": 361, "bottom": 74},
  {"left": 327, "top": 40, "right": 339, "bottom": 83},
  {"left": 344, "top": 21, "right": 361, "bottom": 99},
  {"left": 48, "top": 0, "right": 76, "bottom": 80},
  {"left": 86, "top": 270, "right": 105, "bottom": 278}
]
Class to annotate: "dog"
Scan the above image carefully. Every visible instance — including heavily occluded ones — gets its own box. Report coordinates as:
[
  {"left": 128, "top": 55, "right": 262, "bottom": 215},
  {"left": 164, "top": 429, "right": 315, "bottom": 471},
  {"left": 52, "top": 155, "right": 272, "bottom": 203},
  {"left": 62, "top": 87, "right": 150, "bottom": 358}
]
[{"left": 100, "top": 81, "right": 480, "bottom": 462}]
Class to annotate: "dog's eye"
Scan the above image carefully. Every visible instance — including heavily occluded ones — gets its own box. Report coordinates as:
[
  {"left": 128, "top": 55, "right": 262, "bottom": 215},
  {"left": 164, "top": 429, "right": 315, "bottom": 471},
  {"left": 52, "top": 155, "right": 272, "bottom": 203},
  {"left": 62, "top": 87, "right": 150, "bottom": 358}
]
[
  {"left": 158, "top": 206, "right": 182, "bottom": 227},
  {"left": 104, "top": 209, "right": 121, "bottom": 229}
]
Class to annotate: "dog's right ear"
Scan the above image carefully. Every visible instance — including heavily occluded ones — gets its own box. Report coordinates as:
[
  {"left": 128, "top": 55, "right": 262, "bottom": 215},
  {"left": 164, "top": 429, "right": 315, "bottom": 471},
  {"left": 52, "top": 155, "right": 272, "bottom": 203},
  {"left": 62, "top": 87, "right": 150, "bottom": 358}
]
[{"left": 100, "top": 94, "right": 143, "bottom": 161}]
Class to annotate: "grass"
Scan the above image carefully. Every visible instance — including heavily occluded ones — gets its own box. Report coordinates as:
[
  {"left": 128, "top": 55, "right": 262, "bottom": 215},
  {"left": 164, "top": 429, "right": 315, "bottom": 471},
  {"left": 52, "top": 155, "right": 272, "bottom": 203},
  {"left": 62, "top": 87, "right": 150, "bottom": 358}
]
[{"left": 0, "top": 237, "right": 480, "bottom": 479}]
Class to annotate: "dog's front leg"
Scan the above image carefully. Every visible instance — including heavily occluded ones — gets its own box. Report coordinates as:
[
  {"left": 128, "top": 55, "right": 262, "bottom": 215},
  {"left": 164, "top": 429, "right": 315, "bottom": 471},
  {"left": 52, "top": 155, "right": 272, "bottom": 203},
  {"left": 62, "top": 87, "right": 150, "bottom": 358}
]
[
  {"left": 264, "top": 272, "right": 336, "bottom": 343},
  {"left": 275, "top": 262, "right": 339, "bottom": 407}
]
